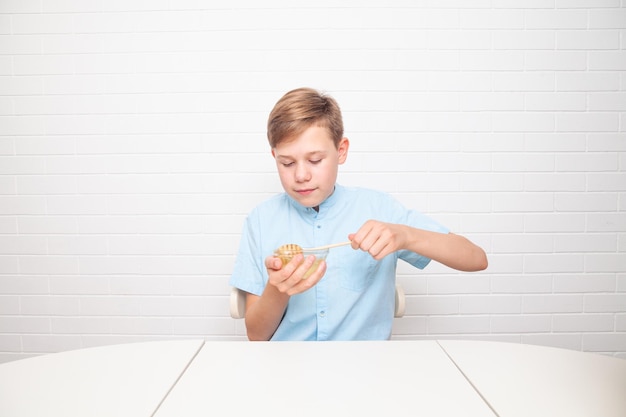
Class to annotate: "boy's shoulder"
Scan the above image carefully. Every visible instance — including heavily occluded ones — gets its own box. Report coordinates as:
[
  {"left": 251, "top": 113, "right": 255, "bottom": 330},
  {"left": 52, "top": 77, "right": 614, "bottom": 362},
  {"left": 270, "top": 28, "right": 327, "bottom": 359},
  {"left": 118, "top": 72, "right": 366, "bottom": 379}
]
[
  {"left": 254, "top": 192, "right": 290, "bottom": 209},
  {"left": 341, "top": 185, "right": 395, "bottom": 201},
  {"left": 343, "top": 185, "right": 386, "bottom": 195},
  {"left": 246, "top": 192, "right": 295, "bottom": 218}
]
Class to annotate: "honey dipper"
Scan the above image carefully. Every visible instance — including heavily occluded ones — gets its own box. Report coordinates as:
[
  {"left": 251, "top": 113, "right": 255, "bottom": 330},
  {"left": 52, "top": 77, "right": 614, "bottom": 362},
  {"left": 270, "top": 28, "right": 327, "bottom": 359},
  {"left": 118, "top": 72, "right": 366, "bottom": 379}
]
[{"left": 274, "top": 241, "right": 351, "bottom": 265}]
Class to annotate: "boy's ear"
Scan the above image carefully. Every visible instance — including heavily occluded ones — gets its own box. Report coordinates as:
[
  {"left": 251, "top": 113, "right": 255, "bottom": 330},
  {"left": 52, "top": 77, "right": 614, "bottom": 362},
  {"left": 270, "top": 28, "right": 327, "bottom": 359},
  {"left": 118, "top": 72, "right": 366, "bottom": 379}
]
[
  {"left": 338, "top": 137, "right": 349, "bottom": 164},
  {"left": 271, "top": 148, "right": 276, "bottom": 158}
]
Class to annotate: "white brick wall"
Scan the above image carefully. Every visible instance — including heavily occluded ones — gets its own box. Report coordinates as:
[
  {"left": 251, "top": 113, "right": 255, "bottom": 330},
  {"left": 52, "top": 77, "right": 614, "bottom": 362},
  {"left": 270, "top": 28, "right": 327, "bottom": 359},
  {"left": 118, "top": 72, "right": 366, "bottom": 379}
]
[{"left": 0, "top": 1, "right": 625, "bottom": 362}]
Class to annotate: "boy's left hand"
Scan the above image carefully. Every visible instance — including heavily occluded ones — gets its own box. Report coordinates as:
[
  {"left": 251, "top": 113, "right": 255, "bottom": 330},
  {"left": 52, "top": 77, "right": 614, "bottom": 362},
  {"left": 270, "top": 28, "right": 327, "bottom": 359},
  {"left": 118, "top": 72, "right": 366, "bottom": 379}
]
[{"left": 348, "top": 220, "right": 408, "bottom": 260}]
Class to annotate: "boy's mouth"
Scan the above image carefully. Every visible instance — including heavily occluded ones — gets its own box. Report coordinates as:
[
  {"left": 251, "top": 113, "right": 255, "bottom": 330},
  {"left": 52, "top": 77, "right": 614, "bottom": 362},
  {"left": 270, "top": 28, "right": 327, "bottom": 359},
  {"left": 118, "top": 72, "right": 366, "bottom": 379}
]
[{"left": 295, "top": 188, "right": 315, "bottom": 196}]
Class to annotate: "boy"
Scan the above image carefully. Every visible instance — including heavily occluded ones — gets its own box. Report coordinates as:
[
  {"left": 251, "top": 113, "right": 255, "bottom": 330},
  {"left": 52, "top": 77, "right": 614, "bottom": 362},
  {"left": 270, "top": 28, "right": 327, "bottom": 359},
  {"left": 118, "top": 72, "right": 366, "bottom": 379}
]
[{"left": 229, "top": 87, "right": 487, "bottom": 341}]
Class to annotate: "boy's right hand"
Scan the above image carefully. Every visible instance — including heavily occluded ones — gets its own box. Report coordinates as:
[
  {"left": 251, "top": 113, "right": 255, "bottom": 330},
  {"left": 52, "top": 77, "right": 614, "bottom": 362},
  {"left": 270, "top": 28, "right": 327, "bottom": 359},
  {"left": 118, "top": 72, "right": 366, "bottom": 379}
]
[{"left": 265, "top": 253, "right": 326, "bottom": 296}]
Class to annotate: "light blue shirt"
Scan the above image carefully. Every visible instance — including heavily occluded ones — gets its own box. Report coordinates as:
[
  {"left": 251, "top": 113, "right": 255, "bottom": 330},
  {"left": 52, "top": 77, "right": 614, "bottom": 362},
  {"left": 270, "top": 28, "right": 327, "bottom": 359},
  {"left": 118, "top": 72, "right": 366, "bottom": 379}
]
[{"left": 229, "top": 184, "right": 449, "bottom": 341}]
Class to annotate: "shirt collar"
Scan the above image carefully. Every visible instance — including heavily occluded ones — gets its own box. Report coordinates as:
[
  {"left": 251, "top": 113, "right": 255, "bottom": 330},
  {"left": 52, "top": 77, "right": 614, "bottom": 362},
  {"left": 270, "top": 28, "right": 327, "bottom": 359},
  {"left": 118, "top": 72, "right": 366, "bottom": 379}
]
[{"left": 288, "top": 184, "right": 345, "bottom": 219}]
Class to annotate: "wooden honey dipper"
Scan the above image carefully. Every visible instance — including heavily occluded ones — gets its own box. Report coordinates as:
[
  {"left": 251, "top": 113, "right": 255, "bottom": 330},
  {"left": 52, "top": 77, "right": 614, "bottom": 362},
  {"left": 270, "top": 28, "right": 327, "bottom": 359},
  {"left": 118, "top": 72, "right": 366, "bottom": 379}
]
[{"left": 274, "top": 241, "right": 351, "bottom": 265}]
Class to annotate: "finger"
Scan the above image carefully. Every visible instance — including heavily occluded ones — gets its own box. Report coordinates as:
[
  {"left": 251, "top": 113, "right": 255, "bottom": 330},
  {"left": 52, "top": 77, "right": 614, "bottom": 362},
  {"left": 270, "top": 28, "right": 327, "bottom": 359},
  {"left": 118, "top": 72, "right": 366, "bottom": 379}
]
[
  {"left": 285, "top": 255, "right": 316, "bottom": 288},
  {"left": 269, "top": 254, "right": 304, "bottom": 290},
  {"left": 288, "top": 259, "right": 326, "bottom": 296},
  {"left": 276, "top": 255, "right": 314, "bottom": 295},
  {"left": 366, "top": 231, "right": 390, "bottom": 257},
  {"left": 277, "top": 255, "right": 314, "bottom": 294},
  {"left": 265, "top": 256, "right": 283, "bottom": 271},
  {"left": 350, "top": 228, "right": 368, "bottom": 250},
  {"left": 293, "top": 254, "right": 316, "bottom": 280},
  {"left": 352, "top": 220, "right": 383, "bottom": 252},
  {"left": 347, "top": 234, "right": 359, "bottom": 249},
  {"left": 277, "top": 254, "right": 305, "bottom": 282},
  {"left": 369, "top": 242, "right": 393, "bottom": 260},
  {"left": 359, "top": 226, "right": 382, "bottom": 253}
]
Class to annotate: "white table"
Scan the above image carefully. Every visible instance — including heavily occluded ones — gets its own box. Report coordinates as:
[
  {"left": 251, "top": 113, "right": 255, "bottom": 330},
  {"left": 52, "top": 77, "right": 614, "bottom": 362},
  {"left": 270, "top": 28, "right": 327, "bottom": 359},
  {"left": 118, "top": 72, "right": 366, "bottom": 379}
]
[
  {"left": 153, "top": 340, "right": 496, "bottom": 417},
  {"left": 2, "top": 339, "right": 625, "bottom": 417},
  {"left": 0, "top": 339, "right": 204, "bottom": 417},
  {"left": 439, "top": 340, "right": 626, "bottom": 417}
]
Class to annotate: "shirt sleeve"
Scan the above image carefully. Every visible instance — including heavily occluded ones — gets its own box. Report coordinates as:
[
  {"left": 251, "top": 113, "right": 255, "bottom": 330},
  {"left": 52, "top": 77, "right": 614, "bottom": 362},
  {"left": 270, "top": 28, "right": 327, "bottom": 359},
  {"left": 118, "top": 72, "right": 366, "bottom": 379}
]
[
  {"left": 382, "top": 193, "right": 449, "bottom": 270},
  {"left": 228, "top": 211, "right": 268, "bottom": 296}
]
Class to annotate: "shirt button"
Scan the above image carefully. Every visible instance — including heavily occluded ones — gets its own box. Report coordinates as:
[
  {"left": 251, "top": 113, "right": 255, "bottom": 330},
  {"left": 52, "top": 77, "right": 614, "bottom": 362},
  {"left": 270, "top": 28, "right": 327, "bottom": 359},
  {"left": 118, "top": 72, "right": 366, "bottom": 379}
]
[
  {"left": 319, "top": 311, "right": 326, "bottom": 317},
  {"left": 316, "top": 225, "right": 321, "bottom": 229}
]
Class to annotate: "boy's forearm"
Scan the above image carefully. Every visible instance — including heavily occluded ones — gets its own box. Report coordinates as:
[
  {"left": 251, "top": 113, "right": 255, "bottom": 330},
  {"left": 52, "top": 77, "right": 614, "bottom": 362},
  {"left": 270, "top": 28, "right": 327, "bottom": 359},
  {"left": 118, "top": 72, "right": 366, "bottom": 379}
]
[
  {"left": 405, "top": 227, "right": 488, "bottom": 272},
  {"left": 244, "top": 285, "right": 290, "bottom": 341}
]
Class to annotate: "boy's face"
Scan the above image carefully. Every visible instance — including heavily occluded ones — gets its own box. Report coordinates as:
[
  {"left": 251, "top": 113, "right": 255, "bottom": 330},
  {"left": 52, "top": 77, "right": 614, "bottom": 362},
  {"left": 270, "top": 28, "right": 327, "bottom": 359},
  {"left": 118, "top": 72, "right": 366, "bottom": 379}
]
[{"left": 271, "top": 125, "right": 349, "bottom": 209}]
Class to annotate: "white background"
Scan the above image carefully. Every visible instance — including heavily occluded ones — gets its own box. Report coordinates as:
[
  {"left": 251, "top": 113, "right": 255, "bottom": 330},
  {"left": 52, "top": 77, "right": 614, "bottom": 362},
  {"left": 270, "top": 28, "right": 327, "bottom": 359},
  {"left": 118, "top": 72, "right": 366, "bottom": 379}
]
[{"left": 0, "top": 0, "right": 625, "bottom": 362}]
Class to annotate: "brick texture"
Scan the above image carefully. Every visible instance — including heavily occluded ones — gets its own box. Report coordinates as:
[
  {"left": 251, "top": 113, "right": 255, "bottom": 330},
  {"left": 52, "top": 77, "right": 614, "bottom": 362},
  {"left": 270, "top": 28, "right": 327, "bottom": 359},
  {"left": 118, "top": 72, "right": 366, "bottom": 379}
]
[{"left": 0, "top": 1, "right": 625, "bottom": 362}]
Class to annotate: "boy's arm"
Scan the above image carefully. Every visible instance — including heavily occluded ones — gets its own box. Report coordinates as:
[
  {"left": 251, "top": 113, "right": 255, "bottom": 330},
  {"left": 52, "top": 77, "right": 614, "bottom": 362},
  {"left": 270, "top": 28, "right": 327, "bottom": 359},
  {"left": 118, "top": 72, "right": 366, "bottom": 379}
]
[
  {"left": 244, "top": 287, "right": 289, "bottom": 341},
  {"left": 349, "top": 220, "right": 487, "bottom": 272},
  {"left": 411, "top": 230, "right": 488, "bottom": 272},
  {"left": 243, "top": 254, "right": 327, "bottom": 341}
]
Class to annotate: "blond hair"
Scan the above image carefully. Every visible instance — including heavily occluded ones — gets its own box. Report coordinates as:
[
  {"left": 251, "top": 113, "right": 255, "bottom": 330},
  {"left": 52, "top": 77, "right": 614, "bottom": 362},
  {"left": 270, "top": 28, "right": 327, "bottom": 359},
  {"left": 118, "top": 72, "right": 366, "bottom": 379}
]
[{"left": 267, "top": 87, "right": 344, "bottom": 148}]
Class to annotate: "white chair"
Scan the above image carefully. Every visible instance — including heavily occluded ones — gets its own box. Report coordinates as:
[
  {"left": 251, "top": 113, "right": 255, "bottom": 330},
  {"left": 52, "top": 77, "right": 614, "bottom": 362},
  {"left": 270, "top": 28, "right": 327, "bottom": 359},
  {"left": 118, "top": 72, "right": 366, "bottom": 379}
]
[{"left": 230, "top": 285, "right": 406, "bottom": 319}]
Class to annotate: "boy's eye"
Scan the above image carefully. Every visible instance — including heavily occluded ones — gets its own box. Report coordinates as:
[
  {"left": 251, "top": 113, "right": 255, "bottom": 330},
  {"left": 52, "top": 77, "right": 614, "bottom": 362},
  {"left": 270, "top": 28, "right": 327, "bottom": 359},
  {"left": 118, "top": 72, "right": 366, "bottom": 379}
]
[
  {"left": 309, "top": 159, "right": 322, "bottom": 164},
  {"left": 282, "top": 162, "right": 294, "bottom": 167}
]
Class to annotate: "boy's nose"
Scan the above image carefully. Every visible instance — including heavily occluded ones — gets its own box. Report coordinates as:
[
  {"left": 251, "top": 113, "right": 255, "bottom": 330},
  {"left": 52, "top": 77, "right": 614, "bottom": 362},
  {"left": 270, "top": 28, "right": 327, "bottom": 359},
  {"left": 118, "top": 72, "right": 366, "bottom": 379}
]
[{"left": 294, "top": 164, "right": 311, "bottom": 182}]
